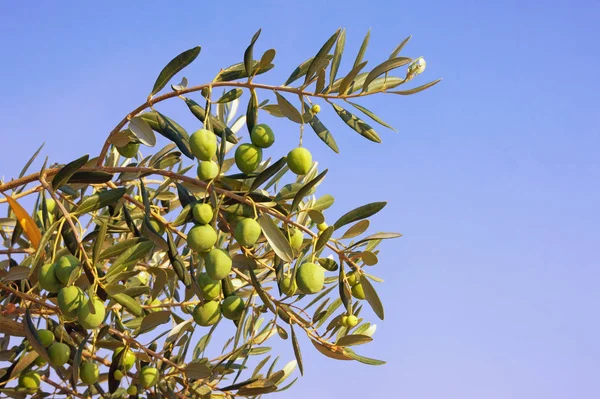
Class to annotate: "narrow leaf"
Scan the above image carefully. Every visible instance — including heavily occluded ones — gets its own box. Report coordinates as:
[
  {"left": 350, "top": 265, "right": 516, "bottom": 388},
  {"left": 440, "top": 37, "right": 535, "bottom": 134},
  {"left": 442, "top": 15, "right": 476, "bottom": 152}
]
[
  {"left": 389, "top": 35, "right": 412, "bottom": 59},
  {"left": 362, "top": 57, "right": 412, "bottom": 92},
  {"left": 336, "top": 334, "right": 373, "bottom": 347},
  {"left": 390, "top": 79, "right": 442, "bottom": 95},
  {"left": 290, "top": 324, "right": 304, "bottom": 375},
  {"left": 304, "top": 29, "right": 341, "bottom": 85},
  {"left": 250, "top": 157, "right": 287, "bottom": 191},
  {"left": 302, "top": 103, "right": 339, "bottom": 153},
  {"left": 315, "top": 226, "right": 333, "bottom": 253},
  {"left": 340, "top": 220, "right": 370, "bottom": 239},
  {"left": 329, "top": 29, "right": 346, "bottom": 90},
  {"left": 150, "top": 46, "right": 200, "bottom": 97},
  {"left": 75, "top": 188, "right": 127, "bottom": 215},
  {"left": 129, "top": 116, "right": 157, "bottom": 146},
  {"left": 291, "top": 169, "right": 327, "bottom": 212},
  {"left": 360, "top": 277, "right": 384, "bottom": 320},
  {"left": 337, "top": 61, "right": 368, "bottom": 95},
  {"left": 67, "top": 171, "right": 113, "bottom": 185},
  {"left": 333, "top": 202, "right": 387, "bottom": 230},
  {"left": 346, "top": 101, "right": 396, "bottom": 131},
  {"left": 3, "top": 195, "right": 41, "bottom": 249},
  {"left": 343, "top": 347, "right": 385, "bottom": 365},
  {"left": 51, "top": 154, "right": 89, "bottom": 190},
  {"left": 331, "top": 103, "right": 381, "bottom": 143},
  {"left": 217, "top": 88, "right": 243, "bottom": 103},
  {"left": 244, "top": 29, "right": 262, "bottom": 76},
  {"left": 353, "top": 29, "right": 371, "bottom": 68},
  {"left": 284, "top": 55, "right": 333, "bottom": 86},
  {"left": 275, "top": 92, "right": 303, "bottom": 123},
  {"left": 140, "top": 111, "right": 193, "bottom": 159},
  {"left": 258, "top": 214, "right": 293, "bottom": 263}
]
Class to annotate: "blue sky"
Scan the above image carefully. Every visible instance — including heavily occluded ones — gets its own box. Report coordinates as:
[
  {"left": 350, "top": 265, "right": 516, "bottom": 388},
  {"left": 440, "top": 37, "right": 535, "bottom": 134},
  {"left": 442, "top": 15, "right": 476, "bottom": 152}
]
[{"left": 1, "top": 1, "right": 599, "bottom": 398}]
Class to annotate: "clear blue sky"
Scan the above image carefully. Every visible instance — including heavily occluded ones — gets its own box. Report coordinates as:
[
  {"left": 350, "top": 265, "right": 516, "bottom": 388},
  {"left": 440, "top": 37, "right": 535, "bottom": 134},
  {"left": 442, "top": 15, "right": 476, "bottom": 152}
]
[{"left": 1, "top": 1, "right": 599, "bottom": 398}]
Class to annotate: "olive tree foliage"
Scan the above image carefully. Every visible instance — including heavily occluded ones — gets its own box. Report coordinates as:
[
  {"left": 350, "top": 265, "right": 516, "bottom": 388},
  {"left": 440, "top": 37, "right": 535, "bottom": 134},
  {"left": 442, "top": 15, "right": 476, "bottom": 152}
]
[{"left": 0, "top": 28, "right": 438, "bottom": 398}]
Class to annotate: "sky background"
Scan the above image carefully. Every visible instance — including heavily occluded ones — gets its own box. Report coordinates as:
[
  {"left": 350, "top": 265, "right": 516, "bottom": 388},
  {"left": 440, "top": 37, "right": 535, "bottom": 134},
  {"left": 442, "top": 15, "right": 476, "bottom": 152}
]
[{"left": 1, "top": 1, "right": 599, "bottom": 398}]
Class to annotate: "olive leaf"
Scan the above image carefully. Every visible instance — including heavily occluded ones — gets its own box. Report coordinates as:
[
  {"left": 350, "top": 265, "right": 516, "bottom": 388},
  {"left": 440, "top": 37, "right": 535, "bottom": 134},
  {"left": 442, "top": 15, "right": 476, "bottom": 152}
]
[
  {"left": 217, "top": 88, "right": 243, "bottom": 103},
  {"left": 51, "top": 154, "right": 89, "bottom": 190},
  {"left": 331, "top": 103, "right": 381, "bottom": 143},
  {"left": 150, "top": 46, "right": 200, "bottom": 97},
  {"left": 129, "top": 116, "right": 156, "bottom": 146},
  {"left": 290, "top": 324, "right": 304, "bottom": 375},
  {"left": 362, "top": 57, "right": 412, "bottom": 92},
  {"left": 140, "top": 111, "right": 193, "bottom": 159},
  {"left": 244, "top": 29, "right": 262, "bottom": 76},
  {"left": 353, "top": 29, "right": 371, "bottom": 68},
  {"left": 285, "top": 55, "right": 333, "bottom": 86},
  {"left": 390, "top": 78, "right": 442, "bottom": 95},
  {"left": 346, "top": 101, "right": 397, "bottom": 132},
  {"left": 333, "top": 201, "right": 387, "bottom": 230},
  {"left": 302, "top": 102, "right": 339, "bottom": 153},
  {"left": 275, "top": 92, "right": 303, "bottom": 123},
  {"left": 75, "top": 188, "right": 127, "bottom": 215},
  {"left": 329, "top": 29, "right": 346, "bottom": 91},
  {"left": 359, "top": 277, "right": 384, "bottom": 320},
  {"left": 258, "top": 214, "right": 293, "bottom": 263},
  {"left": 304, "top": 29, "right": 341, "bottom": 85}
]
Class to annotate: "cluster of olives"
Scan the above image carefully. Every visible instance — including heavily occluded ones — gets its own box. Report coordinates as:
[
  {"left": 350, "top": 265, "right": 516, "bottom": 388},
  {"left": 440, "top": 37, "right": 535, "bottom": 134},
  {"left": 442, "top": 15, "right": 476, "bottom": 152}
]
[
  {"left": 346, "top": 270, "right": 366, "bottom": 300},
  {"left": 18, "top": 329, "right": 158, "bottom": 392},
  {"left": 189, "top": 123, "right": 314, "bottom": 182},
  {"left": 38, "top": 255, "right": 106, "bottom": 330}
]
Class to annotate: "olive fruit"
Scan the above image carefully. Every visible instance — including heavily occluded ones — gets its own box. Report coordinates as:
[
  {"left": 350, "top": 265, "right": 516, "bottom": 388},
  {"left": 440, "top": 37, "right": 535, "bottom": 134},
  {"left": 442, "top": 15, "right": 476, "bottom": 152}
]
[
  {"left": 204, "top": 248, "right": 232, "bottom": 280},
  {"left": 127, "top": 386, "right": 138, "bottom": 395},
  {"left": 33, "top": 356, "right": 47, "bottom": 367},
  {"left": 18, "top": 371, "right": 41, "bottom": 390},
  {"left": 113, "top": 370, "right": 124, "bottom": 381},
  {"left": 234, "top": 218, "right": 261, "bottom": 247},
  {"left": 140, "top": 366, "right": 159, "bottom": 388},
  {"left": 341, "top": 315, "right": 349, "bottom": 327},
  {"left": 280, "top": 276, "right": 297, "bottom": 296},
  {"left": 197, "top": 272, "right": 221, "bottom": 300},
  {"left": 45, "top": 198, "right": 57, "bottom": 213},
  {"left": 190, "top": 129, "right": 217, "bottom": 161},
  {"left": 48, "top": 342, "right": 70, "bottom": 367},
  {"left": 346, "top": 271, "right": 360, "bottom": 286},
  {"left": 197, "top": 160, "right": 219, "bottom": 181},
  {"left": 317, "top": 222, "right": 328, "bottom": 232},
  {"left": 37, "top": 329, "right": 55, "bottom": 348},
  {"left": 346, "top": 314, "right": 359, "bottom": 328},
  {"left": 113, "top": 347, "right": 136, "bottom": 371},
  {"left": 55, "top": 255, "right": 81, "bottom": 285},
  {"left": 311, "top": 104, "right": 321, "bottom": 114},
  {"left": 192, "top": 203, "right": 213, "bottom": 225},
  {"left": 351, "top": 283, "right": 366, "bottom": 300},
  {"left": 221, "top": 295, "right": 245, "bottom": 320},
  {"left": 193, "top": 301, "right": 221, "bottom": 326},
  {"left": 77, "top": 296, "right": 106, "bottom": 329},
  {"left": 58, "top": 286, "right": 84, "bottom": 318},
  {"left": 286, "top": 147, "right": 312, "bottom": 175},
  {"left": 289, "top": 228, "right": 304, "bottom": 250},
  {"left": 296, "top": 262, "right": 325, "bottom": 294},
  {"left": 250, "top": 124, "right": 275, "bottom": 148},
  {"left": 187, "top": 224, "right": 217, "bottom": 253},
  {"left": 235, "top": 143, "right": 262, "bottom": 174},
  {"left": 80, "top": 362, "right": 99, "bottom": 385},
  {"left": 116, "top": 142, "right": 139, "bottom": 158},
  {"left": 38, "top": 263, "right": 61, "bottom": 293}
]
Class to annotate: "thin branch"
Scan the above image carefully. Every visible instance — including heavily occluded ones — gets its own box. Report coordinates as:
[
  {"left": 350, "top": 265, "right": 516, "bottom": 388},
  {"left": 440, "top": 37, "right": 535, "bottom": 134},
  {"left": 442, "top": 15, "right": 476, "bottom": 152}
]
[{"left": 96, "top": 80, "right": 379, "bottom": 166}]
